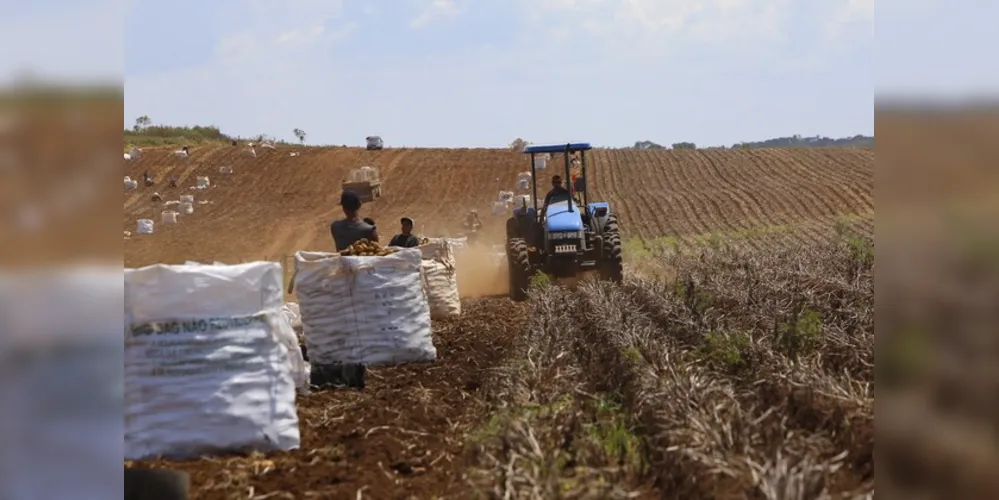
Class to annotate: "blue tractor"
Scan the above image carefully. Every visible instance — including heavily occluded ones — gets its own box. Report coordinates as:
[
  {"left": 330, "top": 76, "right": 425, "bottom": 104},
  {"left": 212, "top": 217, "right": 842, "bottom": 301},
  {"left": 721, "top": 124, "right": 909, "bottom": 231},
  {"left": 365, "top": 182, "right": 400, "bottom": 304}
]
[{"left": 505, "top": 142, "right": 624, "bottom": 301}]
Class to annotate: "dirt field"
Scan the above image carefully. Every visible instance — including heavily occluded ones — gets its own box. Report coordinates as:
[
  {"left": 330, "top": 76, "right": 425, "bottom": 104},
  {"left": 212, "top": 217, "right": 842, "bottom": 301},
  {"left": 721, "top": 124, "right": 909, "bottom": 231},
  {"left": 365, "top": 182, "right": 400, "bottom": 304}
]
[
  {"left": 124, "top": 144, "right": 875, "bottom": 498},
  {"left": 123, "top": 145, "right": 873, "bottom": 266}
]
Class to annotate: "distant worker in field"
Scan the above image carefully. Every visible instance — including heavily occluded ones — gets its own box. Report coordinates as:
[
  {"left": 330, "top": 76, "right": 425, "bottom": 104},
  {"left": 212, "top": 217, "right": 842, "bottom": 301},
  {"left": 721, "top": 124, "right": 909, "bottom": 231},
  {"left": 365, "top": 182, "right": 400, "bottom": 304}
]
[
  {"left": 330, "top": 190, "right": 378, "bottom": 251},
  {"left": 389, "top": 217, "right": 420, "bottom": 248},
  {"left": 463, "top": 210, "right": 482, "bottom": 231},
  {"left": 541, "top": 174, "right": 571, "bottom": 212}
]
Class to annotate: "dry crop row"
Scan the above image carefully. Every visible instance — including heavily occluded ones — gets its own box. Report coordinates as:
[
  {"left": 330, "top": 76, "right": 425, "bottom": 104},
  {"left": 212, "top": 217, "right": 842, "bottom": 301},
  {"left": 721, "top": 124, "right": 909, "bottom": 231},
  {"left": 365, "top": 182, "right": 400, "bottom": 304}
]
[
  {"left": 468, "top": 232, "right": 875, "bottom": 498},
  {"left": 588, "top": 148, "right": 873, "bottom": 243}
]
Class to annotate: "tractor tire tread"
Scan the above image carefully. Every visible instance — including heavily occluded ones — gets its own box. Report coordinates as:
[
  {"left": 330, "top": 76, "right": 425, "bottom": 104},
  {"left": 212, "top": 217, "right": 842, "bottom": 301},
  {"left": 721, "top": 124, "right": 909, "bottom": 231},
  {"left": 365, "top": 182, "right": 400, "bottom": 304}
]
[
  {"left": 507, "top": 238, "right": 531, "bottom": 301},
  {"left": 600, "top": 215, "right": 624, "bottom": 282}
]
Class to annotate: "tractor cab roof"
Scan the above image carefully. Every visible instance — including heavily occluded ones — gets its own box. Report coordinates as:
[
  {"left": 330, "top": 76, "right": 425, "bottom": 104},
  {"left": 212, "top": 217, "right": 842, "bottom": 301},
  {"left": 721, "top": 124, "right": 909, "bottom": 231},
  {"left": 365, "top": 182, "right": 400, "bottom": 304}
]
[{"left": 522, "top": 142, "right": 592, "bottom": 154}]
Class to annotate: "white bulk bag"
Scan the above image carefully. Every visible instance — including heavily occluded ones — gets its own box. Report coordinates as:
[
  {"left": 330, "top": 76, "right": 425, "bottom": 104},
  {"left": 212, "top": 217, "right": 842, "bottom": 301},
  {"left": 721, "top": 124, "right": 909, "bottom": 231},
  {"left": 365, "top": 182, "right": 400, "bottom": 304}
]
[
  {"left": 492, "top": 201, "right": 507, "bottom": 216},
  {"left": 533, "top": 156, "right": 547, "bottom": 170},
  {"left": 498, "top": 191, "right": 514, "bottom": 203},
  {"left": 123, "top": 261, "right": 306, "bottom": 460},
  {"left": 292, "top": 249, "right": 435, "bottom": 366},
  {"left": 421, "top": 258, "right": 460, "bottom": 319},
  {"left": 514, "top": 194, "right": 531, "bottom": 208},
  {"left": 0, "top": 268, "right": 124, "bottom": 500},
  {"left": 448, "top": 236, "right": 468, "bottom": 252},
  {"left": 281, "top": 302, "right": 302, "bottom": 330},
  {"left": 196, "top": 176, "right": 210, "bottom": 189},
  {"left": 160, "top": 211, "right": 178, "bottom": 224},
  {"left": 420, "top": 237, "right": 467, "bottom": 262},
  {"left": 124, "top": 179, "right": 137, "bottom": 190},
  {"left": 136, "top": 219, "right": 154, "bottom": 234},
  {"left": 179, "top": 194, "right": 194, "bottom": 204},
  {"left": 419, "top": 238, "right": 453, "bottom": 263},
  {"left": 179, "top": 202, "right": 194, "bottom": 215}
]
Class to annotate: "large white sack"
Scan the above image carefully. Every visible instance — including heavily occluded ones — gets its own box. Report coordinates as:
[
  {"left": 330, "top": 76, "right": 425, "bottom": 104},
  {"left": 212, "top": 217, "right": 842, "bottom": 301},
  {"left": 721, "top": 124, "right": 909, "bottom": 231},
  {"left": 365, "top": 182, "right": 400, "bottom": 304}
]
[
  {"left": 124, "top": 261, "right": 304, "bottom": 460},
  {"left": 422, "top": 259, "right": 461, "bottom": 319},
  {"left": 418, "top": 239, "right": 462, "bottom": 318},
  {"left": 420, "top": 236, "right": 468, "bottom": 259},
  {"left": 419, "top": 238, "right": 458, "bottom": 263},
  {"left": 293, "top": 249, "right": 436, "bottom": 366},
  {"left": 0, "top": 267, "right": 123, "bottom": 500}
]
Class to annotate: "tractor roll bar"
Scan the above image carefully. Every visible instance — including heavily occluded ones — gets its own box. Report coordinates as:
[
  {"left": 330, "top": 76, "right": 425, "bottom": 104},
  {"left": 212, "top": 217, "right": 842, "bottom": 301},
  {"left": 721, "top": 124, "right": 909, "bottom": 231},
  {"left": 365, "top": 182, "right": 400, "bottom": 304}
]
[
  {"left": 562, "top": 144, "right": 573, "bottom": 213},
  {"left": 530, "top": 152, "right": 539, "bottom": 213}
]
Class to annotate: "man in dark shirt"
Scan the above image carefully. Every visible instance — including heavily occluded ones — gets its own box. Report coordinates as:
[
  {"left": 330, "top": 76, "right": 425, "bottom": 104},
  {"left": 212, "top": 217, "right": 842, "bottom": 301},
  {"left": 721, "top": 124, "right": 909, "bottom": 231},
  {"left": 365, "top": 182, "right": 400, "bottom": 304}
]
[
  {"left": 541, "top": 174, "right": 571, "bottom": 212},
  {"left": 388, "top": 217, "right": 420, "bottom": 248},
  {"left": 330, "top": 190, "right": 378, "bottom": 251}
]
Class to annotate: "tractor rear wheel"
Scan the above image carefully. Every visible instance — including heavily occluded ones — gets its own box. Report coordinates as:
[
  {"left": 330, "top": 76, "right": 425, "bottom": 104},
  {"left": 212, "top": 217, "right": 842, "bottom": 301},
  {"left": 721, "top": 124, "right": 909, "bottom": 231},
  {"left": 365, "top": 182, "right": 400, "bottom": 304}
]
[
  {"left": 505, "top": 216, "right": 519, "bottom": 240},
  {"left": 599, "top": 215, "right": 624, "bottom": 283},
  {"left": 507, "top": 237, "right": 531, "bottom": 301}
]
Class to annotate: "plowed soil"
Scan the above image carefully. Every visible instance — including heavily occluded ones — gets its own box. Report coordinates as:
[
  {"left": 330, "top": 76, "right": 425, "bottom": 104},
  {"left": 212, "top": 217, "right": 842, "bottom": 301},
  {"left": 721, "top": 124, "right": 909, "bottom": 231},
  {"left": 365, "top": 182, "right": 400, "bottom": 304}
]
[
  {"left": 133, "top": 299, "right": 526, "bottom": 499},
  {"left": 123, "top": 144, "right": 873, "bottom": 266},
  {"left": 124, "top": 144, "right": 874, "bottom": 498}
]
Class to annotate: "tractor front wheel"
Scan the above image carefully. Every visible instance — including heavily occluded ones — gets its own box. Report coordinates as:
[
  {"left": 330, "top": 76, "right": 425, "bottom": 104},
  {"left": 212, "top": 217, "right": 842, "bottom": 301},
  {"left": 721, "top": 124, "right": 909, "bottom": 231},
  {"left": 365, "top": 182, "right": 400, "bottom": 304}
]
[{"left": 599, "top": 215, "right": 624, "bottom": 283}]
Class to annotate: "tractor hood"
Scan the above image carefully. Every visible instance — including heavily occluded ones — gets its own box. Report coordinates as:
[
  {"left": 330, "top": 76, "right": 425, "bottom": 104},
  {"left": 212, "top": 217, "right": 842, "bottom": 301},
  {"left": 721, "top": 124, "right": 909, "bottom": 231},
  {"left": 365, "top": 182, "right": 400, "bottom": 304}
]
[{"left": 545, "top": 200, "right": 583, "bottom": 232}]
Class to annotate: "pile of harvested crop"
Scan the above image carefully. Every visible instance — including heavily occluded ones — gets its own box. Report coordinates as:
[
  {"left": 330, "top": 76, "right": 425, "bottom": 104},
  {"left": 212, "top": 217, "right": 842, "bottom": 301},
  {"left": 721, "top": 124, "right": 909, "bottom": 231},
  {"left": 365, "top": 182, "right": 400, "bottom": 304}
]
[{"left": 339, "top": 239, "right": 398, "bottom": 256}]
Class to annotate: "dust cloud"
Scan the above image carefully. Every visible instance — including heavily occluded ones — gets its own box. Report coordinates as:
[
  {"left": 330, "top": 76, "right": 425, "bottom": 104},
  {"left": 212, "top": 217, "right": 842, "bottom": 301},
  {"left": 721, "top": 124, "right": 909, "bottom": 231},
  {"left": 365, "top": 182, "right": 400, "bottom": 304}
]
[{"left": 454, "top": 244, "right": 508, "bottom": 298}]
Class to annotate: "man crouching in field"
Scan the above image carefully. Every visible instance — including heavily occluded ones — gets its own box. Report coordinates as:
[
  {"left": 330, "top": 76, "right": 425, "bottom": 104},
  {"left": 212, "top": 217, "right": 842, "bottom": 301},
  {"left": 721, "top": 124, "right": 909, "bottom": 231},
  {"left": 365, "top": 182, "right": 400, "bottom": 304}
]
[{"left": 331, "top": 190, "right": 378, "bottom": 251}]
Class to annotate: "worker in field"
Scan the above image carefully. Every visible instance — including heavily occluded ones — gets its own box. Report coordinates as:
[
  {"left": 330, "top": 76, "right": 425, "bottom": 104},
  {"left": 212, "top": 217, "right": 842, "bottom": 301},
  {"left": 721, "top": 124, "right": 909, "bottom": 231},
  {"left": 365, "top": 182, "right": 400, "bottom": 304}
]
[
  {"left": 463, "top": 210, "right": 482, "bottom": 231},
  {"left": 389, "top": 217, "right": 420, "bottom": 248},
  {"left": 541, "top": 174, "right": 571, "bottom": 212},
  {"left": 330, "top": 190, "right": 378, "bottom": 251}
]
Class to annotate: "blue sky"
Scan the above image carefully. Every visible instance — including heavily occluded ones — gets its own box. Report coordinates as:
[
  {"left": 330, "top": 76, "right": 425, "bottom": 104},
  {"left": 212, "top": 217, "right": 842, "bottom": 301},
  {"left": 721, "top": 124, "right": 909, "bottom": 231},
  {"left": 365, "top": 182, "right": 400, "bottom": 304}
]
[{"left": 7, "top": 0, "right": 991, "bottom": 147}]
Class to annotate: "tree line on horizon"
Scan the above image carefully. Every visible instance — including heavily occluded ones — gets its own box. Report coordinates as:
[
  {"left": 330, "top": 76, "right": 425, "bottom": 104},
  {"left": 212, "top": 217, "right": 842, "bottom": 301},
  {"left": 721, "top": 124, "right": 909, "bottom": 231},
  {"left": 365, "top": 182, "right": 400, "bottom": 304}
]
[
  {"left": 630, "top": 134, "right": 873, "bottom": 150},
  {"left": 125, "top": 116, "right": 873, "bottom": 150}
]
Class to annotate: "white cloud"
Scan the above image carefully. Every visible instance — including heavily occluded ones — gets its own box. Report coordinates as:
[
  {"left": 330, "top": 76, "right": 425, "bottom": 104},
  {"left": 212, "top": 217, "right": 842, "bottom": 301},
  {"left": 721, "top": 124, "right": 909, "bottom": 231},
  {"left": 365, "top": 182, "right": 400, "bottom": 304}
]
[
  {"left": 822, "top": 0, "right": 875, "bottom": 46},
  {"left": 410, "top": 0, "right": 461, "bottom": 29},
  {"left": 126, "top": 0, "right": 359, "bottom": 132},
  {"left": 276, "top": 25, "right": 326, "bottom": 47},
  {"left": 519, "top": 0, "right": 796, "bottom": 63},
  {"left": 211, "top": 0, "right": 351, "bottom": 60}
]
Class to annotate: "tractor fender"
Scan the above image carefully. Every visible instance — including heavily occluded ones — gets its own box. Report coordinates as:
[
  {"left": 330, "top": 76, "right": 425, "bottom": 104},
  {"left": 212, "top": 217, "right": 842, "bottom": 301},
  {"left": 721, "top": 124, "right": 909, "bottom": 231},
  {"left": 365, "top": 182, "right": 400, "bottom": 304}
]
[{"left": 586, "top": 202, "right": 613, "bottom": 234}]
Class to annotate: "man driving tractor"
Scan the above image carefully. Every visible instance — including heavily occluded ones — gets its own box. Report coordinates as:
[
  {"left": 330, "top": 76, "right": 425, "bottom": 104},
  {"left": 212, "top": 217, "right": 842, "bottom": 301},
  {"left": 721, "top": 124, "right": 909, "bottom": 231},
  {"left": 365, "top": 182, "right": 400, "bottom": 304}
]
[{"left": 541, "top": 174, "right": 571, "bottom": 213}]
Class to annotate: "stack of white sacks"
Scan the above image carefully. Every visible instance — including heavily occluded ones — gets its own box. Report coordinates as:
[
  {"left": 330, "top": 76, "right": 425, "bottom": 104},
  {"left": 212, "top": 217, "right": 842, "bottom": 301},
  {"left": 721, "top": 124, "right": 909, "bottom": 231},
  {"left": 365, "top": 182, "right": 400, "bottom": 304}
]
[
  {"left": 124, "top": 261, "right": 308, "bottom": 460},
  {"left": 293, "top": 248, "right": 438, "bottom": 366},
  {"left": 122, "top": 243, "right": 464, "bottom": 458}
]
